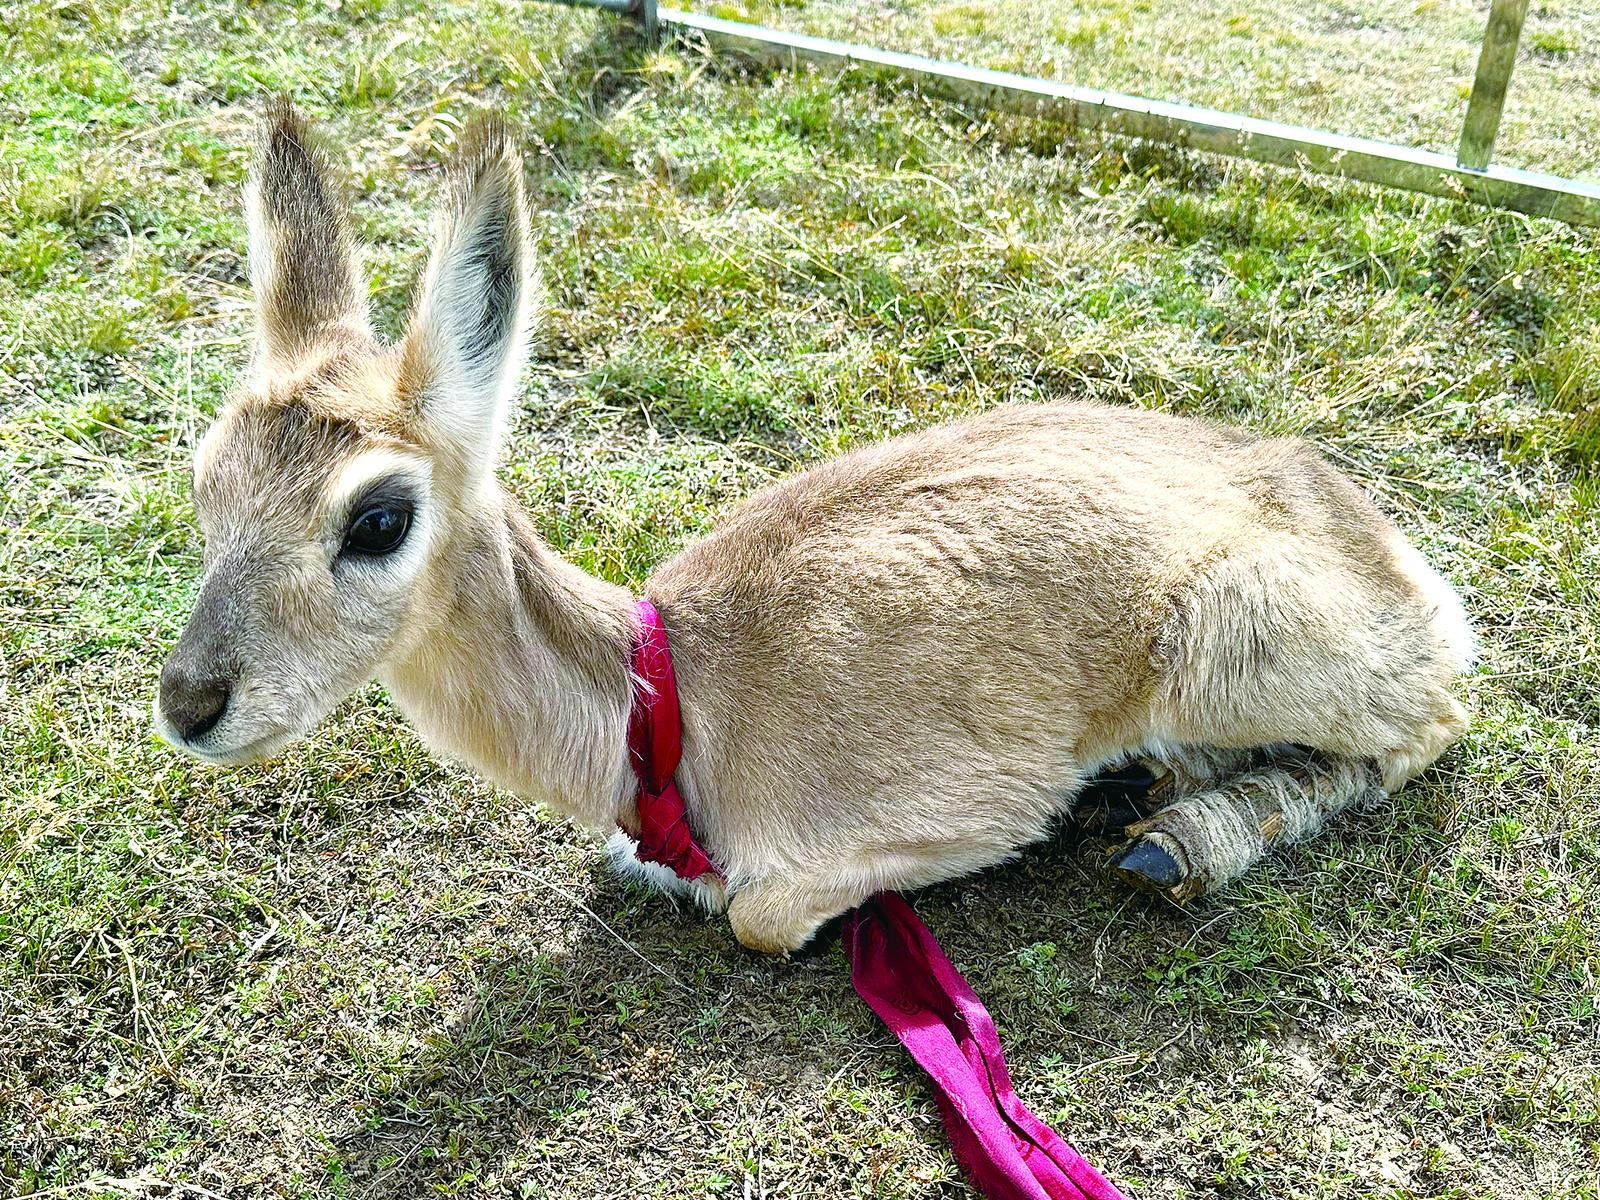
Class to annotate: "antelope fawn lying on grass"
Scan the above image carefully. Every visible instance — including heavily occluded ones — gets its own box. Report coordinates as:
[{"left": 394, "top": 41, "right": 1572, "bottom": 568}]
[{"left": 155, "top": 102, "right": 1473, "bottom": 954}]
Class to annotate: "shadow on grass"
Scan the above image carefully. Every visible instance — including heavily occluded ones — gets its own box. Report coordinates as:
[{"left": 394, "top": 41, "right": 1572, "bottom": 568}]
[{"left": 322, "top": 812, "right": 1203, "bottom": 1199}]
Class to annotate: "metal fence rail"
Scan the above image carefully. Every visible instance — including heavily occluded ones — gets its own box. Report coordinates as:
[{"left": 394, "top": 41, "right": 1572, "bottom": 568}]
[{"left": 561, "top": 0, "right": 1600, "bottom": 227}]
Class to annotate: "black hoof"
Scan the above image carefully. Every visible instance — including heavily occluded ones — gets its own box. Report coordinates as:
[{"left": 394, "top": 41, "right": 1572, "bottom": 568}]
[
  {"left": 1110, "top": 838, "right": 1185, "bottom": 892},
  {"left": 1073, "top": 762, "right": 1159, "bottom": 832}
]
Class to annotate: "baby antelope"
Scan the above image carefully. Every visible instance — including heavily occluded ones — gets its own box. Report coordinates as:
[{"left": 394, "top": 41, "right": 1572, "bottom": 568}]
[{"left": 155, "top": 102, "right": 1473, "bottom": 953}]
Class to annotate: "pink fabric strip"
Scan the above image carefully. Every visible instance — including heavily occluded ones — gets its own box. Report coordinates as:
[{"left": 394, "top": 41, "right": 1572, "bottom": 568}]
[
  {"left": 627, "top": 599, "right": 718, "bottom": 881},
  {"left": 843, "top": 894, "right": 1130, "bottom": 1200}
]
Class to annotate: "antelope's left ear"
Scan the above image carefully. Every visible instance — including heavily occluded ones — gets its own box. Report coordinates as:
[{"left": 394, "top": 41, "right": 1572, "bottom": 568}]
[{"left": 401, "top": 116, "right": 539, "bottom": 475}]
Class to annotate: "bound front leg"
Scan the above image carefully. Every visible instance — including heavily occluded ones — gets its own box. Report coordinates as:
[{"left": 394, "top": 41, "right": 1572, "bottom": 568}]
[
  {"left": 1111, "top": 752, "right": 1384, "bottom": 901},
  {"left": 727, "top": 875, "right": 867, "bottom": 956}
]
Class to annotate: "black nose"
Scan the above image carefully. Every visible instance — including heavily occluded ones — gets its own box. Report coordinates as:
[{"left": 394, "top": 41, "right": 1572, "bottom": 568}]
[{"left": 160, "top": 662, "right": 231, "bottom": 742}]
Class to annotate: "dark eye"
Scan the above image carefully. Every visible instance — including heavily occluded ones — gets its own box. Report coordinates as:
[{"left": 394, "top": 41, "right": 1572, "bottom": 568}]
[{"left": 342, "top": 499, "right": 412, "bottom": 556}]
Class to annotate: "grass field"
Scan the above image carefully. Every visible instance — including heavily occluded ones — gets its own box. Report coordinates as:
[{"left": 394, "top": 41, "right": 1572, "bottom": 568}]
[{"left": 3, "top": 0, "right": 1599, "bottom": 1196}]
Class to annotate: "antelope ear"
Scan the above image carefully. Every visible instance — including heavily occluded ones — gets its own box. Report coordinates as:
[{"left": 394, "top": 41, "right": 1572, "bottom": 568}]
[
  {"left": 245, "top": 97, "right": 371, "bottom": 370},
  {"left": 400, "top": 116, "right": 538, "bottom": 475}
]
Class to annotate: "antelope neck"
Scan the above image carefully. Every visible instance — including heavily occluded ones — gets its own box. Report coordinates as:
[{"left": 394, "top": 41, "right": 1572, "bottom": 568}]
[{"left": 381, "top": 502, "right": 639, "bottom": 833}]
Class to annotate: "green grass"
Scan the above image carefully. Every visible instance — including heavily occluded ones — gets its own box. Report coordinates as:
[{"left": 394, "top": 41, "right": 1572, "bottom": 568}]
[{"left": 3, "top": 0, "right": 1599, "bottom": 1197}]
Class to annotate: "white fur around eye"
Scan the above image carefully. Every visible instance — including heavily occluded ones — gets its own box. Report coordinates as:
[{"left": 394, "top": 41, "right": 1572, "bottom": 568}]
[
  {"left": 325, "top": 450, "right": 431, "bottom": 528},
  {"left": 323, "top": 449, "right": 436, "bottom": 568}
]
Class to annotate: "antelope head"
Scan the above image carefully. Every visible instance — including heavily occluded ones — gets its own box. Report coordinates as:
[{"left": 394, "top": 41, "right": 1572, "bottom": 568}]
[{"left": 155, "top": 100, "right": 539, "bottom": 763}]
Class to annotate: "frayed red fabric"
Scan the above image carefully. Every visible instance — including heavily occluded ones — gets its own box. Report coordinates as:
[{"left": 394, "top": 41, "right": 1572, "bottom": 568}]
[
  {"left": 628, "top": 600, "right": 1129, "bottom": 1200},
  {"left": 844, "top": 894, "right": 1129, "bottom": 1200},
  {"left": 627, "top": 600, "right": 718, "bottom": 882}
]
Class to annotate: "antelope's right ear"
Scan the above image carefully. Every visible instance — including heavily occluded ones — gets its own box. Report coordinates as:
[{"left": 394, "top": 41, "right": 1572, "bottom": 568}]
[
  {"left": 245, "top": 97, "right": 371, "bottom": 371},
  {"left": 400, "top": 116, "right": 538, "bottom": 476}
]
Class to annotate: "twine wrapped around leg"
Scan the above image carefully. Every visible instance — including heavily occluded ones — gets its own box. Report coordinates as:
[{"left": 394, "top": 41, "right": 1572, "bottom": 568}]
[{"left": 1110, "top": 753, "right": 1385, "bottom": 902}]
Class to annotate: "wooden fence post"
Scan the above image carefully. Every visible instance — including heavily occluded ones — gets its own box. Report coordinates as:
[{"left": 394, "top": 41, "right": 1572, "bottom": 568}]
[{"left": 1458, "top": 0, "right": 1531, "bottom": 170}]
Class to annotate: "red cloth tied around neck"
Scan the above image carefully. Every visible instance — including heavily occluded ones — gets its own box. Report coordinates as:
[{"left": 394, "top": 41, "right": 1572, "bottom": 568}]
[
  {"left": 627, "top": 599, "right": 718, "bottom": 882},
  {"left": 626, "top": 599, "right": 1128, "bottom": 1200},
  {"left": 844, "top": 894, "right": 1129, "bottom": 1200}
]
